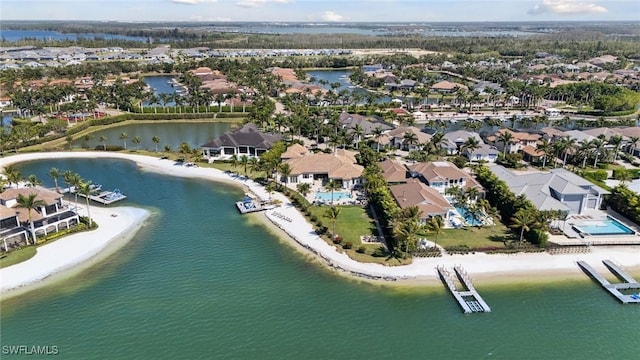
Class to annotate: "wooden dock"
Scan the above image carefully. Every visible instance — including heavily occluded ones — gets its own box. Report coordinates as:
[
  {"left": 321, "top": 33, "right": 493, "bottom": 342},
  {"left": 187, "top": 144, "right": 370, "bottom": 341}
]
[
  {"left": 437, "top": 265, "right": 491, "bottom": 313},
  {"left": 577, "top": 260, "right": 640, "bottom": 304}
]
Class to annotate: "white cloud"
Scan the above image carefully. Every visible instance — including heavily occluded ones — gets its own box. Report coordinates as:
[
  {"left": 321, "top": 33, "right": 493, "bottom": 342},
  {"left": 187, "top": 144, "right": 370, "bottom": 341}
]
[
  {"left": 172, "top": 0, "right": 217, "bottom": 4},
  {"left": 236, "top": 0, "right": 294, "bottom": 8},
  {"left": 321, "top": 11, "right": 346, "bottom": 22},
  {"left": 528, "top": 0, "right": 608, "bottom": 15}
]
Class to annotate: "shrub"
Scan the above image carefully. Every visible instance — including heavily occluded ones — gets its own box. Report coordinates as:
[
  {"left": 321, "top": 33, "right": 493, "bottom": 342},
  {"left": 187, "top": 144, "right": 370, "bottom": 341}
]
[
  {"left": 583, "top": 170, "right": 608, "bottom": 182},
  {"left": 309, "top": 215, "right": 317, "bottom": 222},
  {"left": 372, "top": 246, "right": 388, "bottom": 257},
  {"left": 342, "top": 242, "right": 353, "bottom": 249},
  {"left": 332, "top": 236, "right": 343, "bottom": 244},
  {"left": 356, "top": 245, "right": 367, "bottom": 254}
]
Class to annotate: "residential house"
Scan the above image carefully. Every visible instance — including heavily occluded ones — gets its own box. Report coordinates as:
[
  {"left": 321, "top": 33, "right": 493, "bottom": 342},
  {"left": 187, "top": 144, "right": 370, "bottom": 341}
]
[
  {"left": 381, "top": 126, "right": 432, "bottom": 151},
  {"left": 430, "top": 80, "right": 467, "bottom": 94},
  {"left": 0, "top": 97, "right": 13, "bottom": 108},
  {"left": 0, "top": 206, "right": 28, "bottom": 251},
  {"left": 338, "top": 112, "right": 393, "bottom": 137},
  {"left": 443, "top": 130, "right": 483, "bottom": 155},
  {"left": 282, "top": 150, "right": 364, "bottom": 189},
  {"left": 490, "top": 166, "right": 608, "bottom": 215},
  {"left": 0, "top": 187, "right": 80, "bottom": 243},
  {"left": 408, "top": 161, "right": 482, "bottom": 195},
  {"left": 201, "top": 123, "right": 282, "bottom": 159},
  {"left": 389, "top": 179, "right": 455, "bottom": 222},
  {"left": 487, "top": 129, "right": 541, "bottom": 154},
  {"left": 379, "top": 159, "right": 409, "bottom": 184},
  {"left": 280, "top": 143, "right": 310, "bottom": 161},
  {"left": 465, "top": 145, "right": 500, "bottom": 163}
]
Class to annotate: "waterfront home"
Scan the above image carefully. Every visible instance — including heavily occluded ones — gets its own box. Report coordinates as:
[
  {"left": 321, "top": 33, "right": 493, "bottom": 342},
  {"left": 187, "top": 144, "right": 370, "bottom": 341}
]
[
  {"left": 282, "top": 150, "right": 364, "bottom": 190},
  {"left": 615, "top": 127, "right": 640, "bottom": 155},
  {"left": 338, "top": 112, "right": 393, "bottom": 137},
  {"left": 408, "top": 161, "right": 482, "bottom": 195},
  {"left": 0, "top": 97, "right": 13, "bottom": 108},
  {"left": 201, "top": 123, "right": 282, "bottom": 160},
  {"left": 0, "top": 206, "right": 28, "bottom": 251},
  {"left": 430, "top": 80, "right": 467, "bottom": 94},
  {"left": 487, "top": 129, "right": 541, "bottom": 154},
  {"left": 389, "top": 179, "right": 455, "bottom": 223},
  {"left": 0, "top": 186, "right": 80, "bottom": 242},
  {"left": 465, "top": 144, "right": 500, "bottom": 163},
  {"left": 280, "top": 143, "right": 310, "bottom": 160},
  {"left": 383, "top": 126, "right": 432, "bottom": 151},
  {"left": 490, "top": 166, "right": 609, "bottom": 215},
  {"left": 379, "top": 159, "right": 409, "bottom": 184}
]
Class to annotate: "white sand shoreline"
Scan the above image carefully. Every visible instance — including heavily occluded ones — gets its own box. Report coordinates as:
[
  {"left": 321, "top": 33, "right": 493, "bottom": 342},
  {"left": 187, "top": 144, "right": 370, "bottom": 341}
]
[{"left": 1, "top": 152, "right": 639, "bottom": 290}]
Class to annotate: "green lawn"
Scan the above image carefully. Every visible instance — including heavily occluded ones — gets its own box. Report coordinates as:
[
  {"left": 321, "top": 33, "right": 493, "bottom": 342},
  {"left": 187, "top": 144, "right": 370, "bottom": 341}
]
[
  {"left": 308, "top": 205, "right": 377, "bottom": 246},
  {"left": 0, "top": 246, "right": 36, "bottom": 269},
  {"left": 421, "top": 222, "right": 517, "bottom": 249}
]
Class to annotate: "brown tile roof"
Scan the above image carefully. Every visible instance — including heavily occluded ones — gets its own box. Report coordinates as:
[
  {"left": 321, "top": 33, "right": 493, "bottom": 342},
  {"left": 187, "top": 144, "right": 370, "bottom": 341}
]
[
  {"left": 387, "top": 126, "right": 432, "bottom": 144},
  {"left": 280, "top": 143, "right": 310, "bottom": 160},
  {"left": 389, "top": 179, "right": 454, "bottom": 217},
  {"left": 491, "top": 129, "right": 541, "bottom": 142},
  {"left": 271, "top": 67, "right": 298, "bottom": 82},
  {"left": 0, "top": 187, "right": 62, "bottom": 206},
  {"left": 409, "top": 161, "right": 481, "bottom": 190},
  {"left": 285, "top": 153, "right": 363, "bottom": 180},
  {"left": 379, "top": 159, "right": 408, "bottom": 183},
  {"left": 430, "top": 80, "right": 467, "bottom": 91},
  {"left": 0, "top": 205, "right": 18, "bottom": 220},
  {"left": 523, "top": 145, "right": 544, "bottom": 157}
]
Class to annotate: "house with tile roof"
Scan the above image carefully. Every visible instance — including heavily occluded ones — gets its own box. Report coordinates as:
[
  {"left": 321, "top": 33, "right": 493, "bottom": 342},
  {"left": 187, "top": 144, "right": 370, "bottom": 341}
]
[
  {"left": 338, "top": 112, "right": 393, "bottom": 137},
  {"left": 389, "top": 179, "right": 455, "bottom": 222},
  {"left": 490, "top": 166, "right": 608, "bottom": 215},
  {"left": 487, "top": 129, "right": 541, "bottom": 154},
  {"left": 282, "top": 151, "right": 364, "bottom": 190},
  {"left": 380, "top": 126, "right": 432, "bottom": 152},
  {"left": 201, "top": 123, "right": 282, "bottom": 160},
  {"left": 0, "top": 206, "right": 28, "bottom": 251},
  {"left": 0, "top": 186, "right": 80, "bottom": 248},
  {"left": 408, "top": 161, "right": 482, "bottom": 194},
  {"left": 379, "top": 159, "right": 409, "bottom": 184}
]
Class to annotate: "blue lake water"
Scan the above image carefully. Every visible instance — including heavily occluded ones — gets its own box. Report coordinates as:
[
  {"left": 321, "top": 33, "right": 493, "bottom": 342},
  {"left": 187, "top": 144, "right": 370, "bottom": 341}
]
[
  {"left": 1, "top": 158, "right": 639, "bottom": 359},
  {"left": 0, "top": 29, "right": 150, "bottom": 42},
  {"left": 142, "top": 75, "right": 180, "bottom": 106}
]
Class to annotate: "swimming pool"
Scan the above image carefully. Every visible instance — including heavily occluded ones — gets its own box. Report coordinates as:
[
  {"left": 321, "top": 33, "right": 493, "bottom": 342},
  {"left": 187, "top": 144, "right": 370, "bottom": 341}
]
[
  {"left": 573, "top": 217, "right": 635, "bottom": 236},
  {"left": 315, "top": 191, "right": 351, "bottom": 202}
]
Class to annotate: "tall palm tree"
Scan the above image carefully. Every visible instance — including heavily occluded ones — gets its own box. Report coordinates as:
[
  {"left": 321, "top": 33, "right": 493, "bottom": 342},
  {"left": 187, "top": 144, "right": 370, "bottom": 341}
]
[
  {"left": 323, "top": 206, "right": 341, "bottom": 239},
  {"left": 372, "top": 127, "right": 384, "bottom": 152},
  {"left": 402, "top": 131, "right": 419, "bottom": 151},
  {"left": 152, "top": 136, "right": 161, "bottom": 152},
  {"left": 4, "top": 164, "right": 22, "bottom": 188},
  {"left": 248, "top": 157, "right": 259, "bottom": 175},
  {"left": 278, "top": 162, "right": 292, "bottom": 185},
  {"left": 132, "top": 136, "right": 142, "bottom": 150},
  {"left": 537, "top": 138, "right": 553, "bottom": 168},
  {"left": 460, "top": 137, "right": 481, "bottom": 159},
  {"left": 559, "top": 136, "right": 577, "bottom": 168},
  {"left": 239, "top": 155, "right": 249, "bottom": 175},
  {"left": 69, "top": 173, "right": 82, "bottom": 211},
  {"left": 497, "top": 131, "right": 513, "bottom": 156},
  {"left": 427, "top": 215, "right": 444, "bottom": 246},
  {"left": 510, "top": 208, "right": 535, "bottom": 244},
  {"left": 26, "top": 174, "right": 41, "bottom": 187},
  {"left": 325, "top": 179, "right": 342, "bottom": 204},
  {"left": 229, "top": 154, "right": 239, "bottom": 173},
  {"left": 17, "top": 193, "right": 46, "bottom": 244},
  {"left": 591, "top": 139, "right": 605, "bottom": 168},
  {"left": 77, "top": 180, "right": 94, "bottom": 227},
  {"left": 395, "top": 219, "right": 421, "bottom": 255},
  {"left": 119, "top": 132, "right": 129, "bottom": 150},
  {"left": 627, "top": 136, "right": 639, "bottom": 155},
  {"left": 608, "top": 134, "right": 623, "bottom": 163},
  {"left": 99, "top": 136, "right": 107, "bottom": 151},
  {"left": 296, "top": 183, "right": 311, "bottom": 198},
  {"left": 48, "top": 167, "right": 60, "bottom": 193}
]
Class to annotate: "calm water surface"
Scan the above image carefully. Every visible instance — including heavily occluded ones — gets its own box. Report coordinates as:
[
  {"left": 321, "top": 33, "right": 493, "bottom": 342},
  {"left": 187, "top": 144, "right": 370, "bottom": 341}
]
[
  {"left": 1, "top": 158, "right": 638, "bottom": 359},
  {"left": 73, "top": 122, "right": 234, "bottom": 150}
]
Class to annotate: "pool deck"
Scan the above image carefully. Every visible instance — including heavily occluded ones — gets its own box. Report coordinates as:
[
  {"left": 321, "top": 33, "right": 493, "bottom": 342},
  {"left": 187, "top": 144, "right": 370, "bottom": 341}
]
[{"left": 550, "top": 210, "right": 640, "bottom": 246}]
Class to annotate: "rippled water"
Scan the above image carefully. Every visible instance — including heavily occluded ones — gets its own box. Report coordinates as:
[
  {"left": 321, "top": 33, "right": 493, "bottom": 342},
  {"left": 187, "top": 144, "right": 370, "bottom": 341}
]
[{"left": 2, "top": 158, "right": 638, "bottom": 359}]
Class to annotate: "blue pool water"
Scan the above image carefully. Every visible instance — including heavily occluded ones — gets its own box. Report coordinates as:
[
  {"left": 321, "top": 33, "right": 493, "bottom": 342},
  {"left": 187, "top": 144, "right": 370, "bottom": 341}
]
[
  {"left": 455, "top": 206, "right": 477, "bottom": 225},
  {"left": 574, "top": 217, "right": 635, "bottom": 235},
  {"left": 315, "top": 191, "right": 350, "bottom": 202}
]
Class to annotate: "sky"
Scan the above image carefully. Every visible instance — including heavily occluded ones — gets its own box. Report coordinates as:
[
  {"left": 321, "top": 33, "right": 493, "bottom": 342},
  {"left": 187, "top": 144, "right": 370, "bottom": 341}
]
[{"left": 1, "top": 0, "right": 637, "bottom": 22}]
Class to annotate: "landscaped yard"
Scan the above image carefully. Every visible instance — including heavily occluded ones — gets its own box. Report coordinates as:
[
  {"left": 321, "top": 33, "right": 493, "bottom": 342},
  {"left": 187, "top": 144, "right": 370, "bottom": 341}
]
[
  {"left": 0, "top": 246, "right": 36, "bottom": 269},
  {"left": 308, "top": 205, "right": 377, "bottom": 246},
  {"left": 421, "top": 222, "right": 517, "bottom": 249}
]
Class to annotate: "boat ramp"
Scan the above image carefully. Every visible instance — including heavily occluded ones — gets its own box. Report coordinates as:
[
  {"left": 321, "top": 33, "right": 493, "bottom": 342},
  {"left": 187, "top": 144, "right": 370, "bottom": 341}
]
[
  {"left": 437, "top": 265, "right": 491, "bottom": 314},
  {"left": 577, "top": 260, "right": 640, "bottom": 304}
]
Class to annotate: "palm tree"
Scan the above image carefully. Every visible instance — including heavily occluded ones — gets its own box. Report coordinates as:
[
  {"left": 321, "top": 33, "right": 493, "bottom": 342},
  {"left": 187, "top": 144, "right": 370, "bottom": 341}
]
[
  {"left": 230, "top": 154, "right": 239, "bottom": 173},
  {"left": 99, "top": 136, "right": 107, "bottom": 151},
  {"left": 352, "top": 124, "right": 364, "bottom": 149},
  {"left": 627, "top": 136, "right": 639, "bottom": 155},
  {"left": 608, "top": 134, "right": 623, "bottom": 163},
  {"left": 510, "top": 208, "right": 535, "bottom": 244},
  {"left": 119, "top": 132, "right": 129, "bottom": 150},
  {"left": 26, "top": 174, "right": 41, "bottom": 187},
  {"left": 77, "top": 180, "right": 94, "bottom": 227},
  {"left": 460, "top": 137, "right": 481, "bottom": 159},
  {"left": 278, "top": 162, "right": 292, "bottom": 185},
  {"left": 152, "top": 136, "right": 161, "bottom": 152},
  {"left": 325, "top": 179, "right": 342, "bottom": 204},
  {"left": 132, "top": 136, "right": 142, "bottom": 150},
  {"left": 323, "top": 206, "right": 341, "bottom": 239},
  {"left": 591, "top": 139, "right": 605, "bottom": 168},
  {"left": 16, "top": 193, "right": 46, "bottom": 244},
  {"left": 296, "top": 183, "right": 311, "bottom": 198},
  {"left": 239, "top": 155, "right": 249, "bottom": 175},
  {"left": 402, "top": 131, "right": 419, "bottom": 151},
  {"left": 395, "top": 219, "right": 421, "bottom": 255},
  {"left": 372, "top": 127, "right": 384, "bottom": 152},
  {"left": 4, "top": 164, "right": 22, "bottom": 188},
  {"left": 69, "top": 172, "right": 82, "bottom": 211},
  {"left": 497, "top": 131, "right": 513, "bottom": 156},
  {"left": 83, "top": 134, "right": 95, "bottom": 149},
  {"left": 559, "top": 136, "right": 577, "bottom": 168},
  {"left": 427, "top": 215, "right": 444, "bottom": 246},
  {"left": 537, "top": 138, "right": 553, "bottom": 168},
  {"left": 48, "top": 167, "right": 60, "bottom": 193}
]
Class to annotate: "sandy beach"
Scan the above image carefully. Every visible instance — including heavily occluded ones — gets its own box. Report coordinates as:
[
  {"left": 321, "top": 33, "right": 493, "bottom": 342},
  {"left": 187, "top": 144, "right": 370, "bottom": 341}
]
[
  {"left": 1, "top": 152, "right": 639, "bottom": 291},
  {"left": 0, "top": 205, "right": 150, "bottom": 298}
]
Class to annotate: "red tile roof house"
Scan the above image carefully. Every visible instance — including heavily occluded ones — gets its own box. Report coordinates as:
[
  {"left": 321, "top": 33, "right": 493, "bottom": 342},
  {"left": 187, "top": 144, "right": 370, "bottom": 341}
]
[
  {"left": 389, "top": 179, "right": 455, "bottom": 223},
  {"left": 408, "top": 161, "right": 483, "bottom": 196},
  {"left": 430, "top": 80, "right": 467, "bottom": 94},
  {"left": 487, "top": 129, "right": 541, "bottom": 154},
  {"left": 0, "top": 187, "right": 80, "bottom": 248},
  {"left": 281, "top": 150, "right": 364, "bottom": 190}
]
